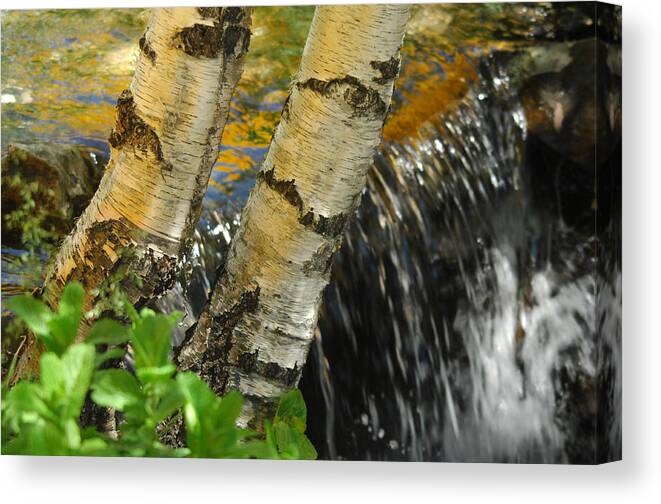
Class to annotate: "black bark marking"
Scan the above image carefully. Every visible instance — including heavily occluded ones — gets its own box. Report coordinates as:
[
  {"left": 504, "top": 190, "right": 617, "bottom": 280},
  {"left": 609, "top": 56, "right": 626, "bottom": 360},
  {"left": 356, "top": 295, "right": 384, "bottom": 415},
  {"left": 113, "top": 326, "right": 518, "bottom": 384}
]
[
  {"left": 198, "top": 286, "right": 261, "bottom": 394},
  {"left": 108, "top": 90, "right": 170, "bottom": 170},
  {"left": 157, "top": 410, "right": 186, "bottom": 449},
  {"left": 257, "top": 167, "right": 304, "bottom": 212},
  {"left": 219, "top": 7, "right": 247, "bottom": 24},
  {"left": 297, "top": 75, "right": 387, "bottom": 118},
  {"left": 302, "top": 241, "right": 337, "bottom": 275},
  {"left": 280, "top": 94, "right": 291, "bottom": 122},
  {"left": 256, "top": 167, "right": 348, "bottom": 238},
  {"left": 174, "top": 321, "right": 198, "bottom": 364},
  {"left": 80, "top": 395, "right": 117, "bottom": 435},
  {"left": 198, "top": 7, "right": 246, "bottom": 23},
  {"left": 237, "top": 349, "right": 300, "bottom": 388},
  {"left": 138, "top": 35, "right": 156, "bottom": 63},
  {"left": 173, "top": 24, "right": 225, "bottom": 58},
  {"left": 370, "top": 56, "right": 401, "bottom": 85},
  {"left": 173, "top": 7, "right": 251, "bottom": 59},
  {"left": 197, "top": 7, "right": 222, "bottom": 19},
  {"left": 221, "top": 25, "right": 251, "bottom": 59},
  {"left": 136, "top": 248, "right": 178, "bottom": 301},
  {"left": 300, "top": 211, "right": 347, "bottom": 238},
  {"left": 211, "top": 287, "right": 261, "bottom": 343}
]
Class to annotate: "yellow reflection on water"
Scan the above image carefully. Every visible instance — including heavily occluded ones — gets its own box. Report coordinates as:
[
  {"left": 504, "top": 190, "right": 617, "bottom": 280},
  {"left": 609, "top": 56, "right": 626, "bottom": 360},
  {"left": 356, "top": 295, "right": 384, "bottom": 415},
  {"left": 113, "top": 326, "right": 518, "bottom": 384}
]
[{"left": 1, "top": 4, "right": 553, "bottom": 192}]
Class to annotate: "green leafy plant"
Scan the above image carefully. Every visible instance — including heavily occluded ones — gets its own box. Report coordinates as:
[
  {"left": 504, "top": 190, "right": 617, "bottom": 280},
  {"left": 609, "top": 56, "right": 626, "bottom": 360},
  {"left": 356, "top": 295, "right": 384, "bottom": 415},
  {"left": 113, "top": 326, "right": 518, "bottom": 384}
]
[
  {"left": 2, "top": 172, "right": 58, "bottom": 253},
  {"left": 1, "top": 283, "right": 317, "bottom": 460},
  {"left": 266, "top": 388, "right": 318, "bottom": 459}
]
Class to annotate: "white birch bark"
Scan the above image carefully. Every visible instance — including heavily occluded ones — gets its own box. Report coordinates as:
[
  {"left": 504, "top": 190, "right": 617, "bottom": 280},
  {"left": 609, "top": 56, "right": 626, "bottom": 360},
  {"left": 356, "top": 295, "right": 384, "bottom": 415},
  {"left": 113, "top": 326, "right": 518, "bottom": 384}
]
[
  {"left": 177, "top": 5, "right": 410, "bottom": 426},
  {"left": 17, "top": 7, "right": 252, "bottom": 376}
]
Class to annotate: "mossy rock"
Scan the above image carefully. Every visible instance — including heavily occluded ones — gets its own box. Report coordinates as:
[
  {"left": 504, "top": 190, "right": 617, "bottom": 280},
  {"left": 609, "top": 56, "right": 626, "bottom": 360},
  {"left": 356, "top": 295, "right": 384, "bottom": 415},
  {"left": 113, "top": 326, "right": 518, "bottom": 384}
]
[{"left": 1, "top": 143, "right": 106, "bottom": 248}]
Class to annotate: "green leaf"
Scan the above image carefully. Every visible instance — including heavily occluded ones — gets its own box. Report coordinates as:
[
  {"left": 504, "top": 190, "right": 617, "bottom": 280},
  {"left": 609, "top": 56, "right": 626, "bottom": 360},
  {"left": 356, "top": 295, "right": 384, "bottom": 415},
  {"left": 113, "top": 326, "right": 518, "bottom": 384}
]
[
  {"left": 39, "top": 352, "right": 66, "bottom": 400},
  {"left": 222, "top": 437, "right": 276, "bottom": 459},
  {"left": 63, "top": 418, "right": 81, "bottom": 449},
  {"left": 94, "top": 348, "right": 127, "bottom": 368},
  {"left": 130, "top": 310, "right": 180, "bottom": 369},
  {"left": 269, "top": 389, "right": 317, "bottom": 460},
  {"left": 91, "top": 369, "right": 143, "bottom": 411},
  {"left": 123, "top": 298, "right": 139, "bottom": 324},
  {"left": 275, "top": 389, "right": 307, "bottom": 432},
  {"left": 176, "top": 373, "right": 211, "bottom": 418},
  {"left": 292, "top": 430, "right": 317, "bottom": 460},
  {"left": 261, "top": 420, "right": 281, "bottom": 459},
  {"left": 2, "top": 335, "right": 24, "bottom": 389},
  {"left": 45, "top": 318, "right": 74, "bottom": 356},
  {"left": 2, "top": 421, "right": 69, "bottom": 456},
  {"left": 2, "top": 381, "right": 54, "bottom": 432},
  {"left": 176, "top": 372, "right": 220, "bottom": 456},
  {"left": 273, "top": 422, "right": 299, "bottom": 459},
  {"left": 216, "top": 391, "right": 244, "bottom": 427},
  {"left": 61, "top": 344, "right": 96, "bottom": 418},
  {"left": 272, "top": 422, "right": 317, "bottom": 460},
  {"left": 58, "top": 282, "right": 84, "bottom": 321},
  {"left": 6, "top": 294, "right": 53, "bottom": 338},
  {"left": 87, "top": 319, "right": 129, "bottom": 346},
  {"left": 79, "top": 437, "right": 112, "bottom": 456},
  {"left": 136, "top": 364, "right": 176, "bottom": 385},
  {"left": 47, "top": 282, "right": 85, "bottom": 353},
  {"left": 152, "top": 382, "right": 185, "bottom": 424}
]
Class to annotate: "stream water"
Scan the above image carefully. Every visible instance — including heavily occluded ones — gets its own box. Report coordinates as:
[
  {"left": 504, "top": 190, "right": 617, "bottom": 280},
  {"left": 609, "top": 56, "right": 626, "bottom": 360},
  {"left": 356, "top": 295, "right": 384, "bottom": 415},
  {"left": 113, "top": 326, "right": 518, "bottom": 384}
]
[{"left": 1, "top": 4, "right": 621, "bottom": 462}]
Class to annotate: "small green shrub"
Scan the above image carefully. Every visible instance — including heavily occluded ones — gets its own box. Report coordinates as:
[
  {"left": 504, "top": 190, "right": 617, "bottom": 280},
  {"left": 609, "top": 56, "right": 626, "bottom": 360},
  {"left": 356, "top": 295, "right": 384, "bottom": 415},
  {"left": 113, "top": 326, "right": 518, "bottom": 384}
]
[
  {"left": 1, "top": 283, "right": 317, "bottom": 460},
  {"left": 2, "top": 172, "right": 58, "bottom": 252}
]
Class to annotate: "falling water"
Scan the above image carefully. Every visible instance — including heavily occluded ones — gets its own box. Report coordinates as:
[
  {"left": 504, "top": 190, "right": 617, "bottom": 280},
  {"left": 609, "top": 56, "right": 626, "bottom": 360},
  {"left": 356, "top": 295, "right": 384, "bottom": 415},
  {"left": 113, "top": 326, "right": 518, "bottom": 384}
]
[{"left": 297, "top": 56, "right": 622, "bottom": 463}]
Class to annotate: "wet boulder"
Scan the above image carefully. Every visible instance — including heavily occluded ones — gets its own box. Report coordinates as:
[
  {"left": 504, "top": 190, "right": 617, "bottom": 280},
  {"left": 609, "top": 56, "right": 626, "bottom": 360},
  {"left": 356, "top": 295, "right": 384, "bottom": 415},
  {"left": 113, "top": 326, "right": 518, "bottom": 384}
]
[{"left": 519, "top": 38, "right": 621, "bottom": 168}]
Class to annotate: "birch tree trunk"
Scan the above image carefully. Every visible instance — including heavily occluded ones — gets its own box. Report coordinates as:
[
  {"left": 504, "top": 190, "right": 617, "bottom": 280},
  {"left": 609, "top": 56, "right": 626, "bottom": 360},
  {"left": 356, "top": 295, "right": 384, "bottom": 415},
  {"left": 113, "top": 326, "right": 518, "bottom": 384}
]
[
  {"left": 16, "top": 7, "right": 252, "bottom": 377},
  {"left": 177, "top": 5, "right": 410, "bottom": 427}
]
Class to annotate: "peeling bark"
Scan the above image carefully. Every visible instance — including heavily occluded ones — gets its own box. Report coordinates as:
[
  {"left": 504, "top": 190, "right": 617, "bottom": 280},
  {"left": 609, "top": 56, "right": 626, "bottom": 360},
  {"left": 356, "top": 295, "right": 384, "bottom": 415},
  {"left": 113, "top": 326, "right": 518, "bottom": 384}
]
[
  {"left": 16, "top": 7, "right": 252, "bottom": 377},
  {"left": 177, "top": 5, "right": 410, "bottom": 427}
]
